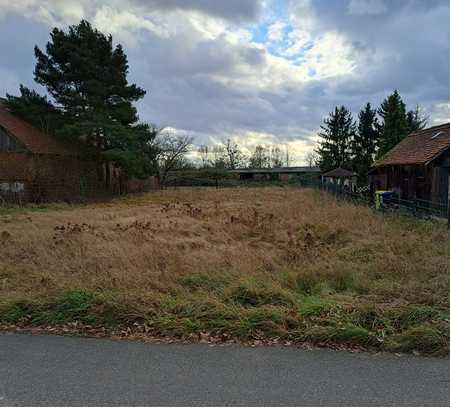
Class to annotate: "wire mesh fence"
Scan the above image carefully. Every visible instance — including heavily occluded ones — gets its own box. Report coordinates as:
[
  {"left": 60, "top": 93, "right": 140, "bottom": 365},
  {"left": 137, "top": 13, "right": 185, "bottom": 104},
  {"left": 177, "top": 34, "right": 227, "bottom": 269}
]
[{"left": 314, "top": 181, "right": 450, "bottom": 227}]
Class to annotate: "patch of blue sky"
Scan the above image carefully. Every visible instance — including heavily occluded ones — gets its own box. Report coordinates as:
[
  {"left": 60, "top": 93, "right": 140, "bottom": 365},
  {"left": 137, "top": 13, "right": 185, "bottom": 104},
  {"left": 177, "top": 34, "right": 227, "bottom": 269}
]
[
  {"left": 248, "top": 0, "right": 316, "bottom": 64},
  {"left": 249, "top": 0, "right": 288, "bottom": 44}
]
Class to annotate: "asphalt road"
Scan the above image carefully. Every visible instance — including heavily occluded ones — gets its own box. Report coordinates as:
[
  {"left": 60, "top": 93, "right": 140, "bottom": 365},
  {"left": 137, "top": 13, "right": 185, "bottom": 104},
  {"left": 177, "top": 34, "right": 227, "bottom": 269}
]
[{"left": 0, "top": 333, "right": 449, "bottom": 407}]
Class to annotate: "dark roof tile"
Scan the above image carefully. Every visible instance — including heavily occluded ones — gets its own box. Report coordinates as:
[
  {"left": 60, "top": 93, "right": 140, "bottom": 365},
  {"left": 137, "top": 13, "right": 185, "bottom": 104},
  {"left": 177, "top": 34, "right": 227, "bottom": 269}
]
[
  {"left": 0, "top": 103, "right": 72, "bottom": 155},
  {"left": 374, "top": 123, "right": 450, "bottom": 167}
]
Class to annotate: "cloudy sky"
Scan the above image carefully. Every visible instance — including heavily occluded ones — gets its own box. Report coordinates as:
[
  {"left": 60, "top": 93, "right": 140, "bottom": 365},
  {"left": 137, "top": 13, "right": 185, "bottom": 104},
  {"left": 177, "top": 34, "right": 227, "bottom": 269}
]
[{"left": 1, "top": 0, "right": 450, "bottom": 164}]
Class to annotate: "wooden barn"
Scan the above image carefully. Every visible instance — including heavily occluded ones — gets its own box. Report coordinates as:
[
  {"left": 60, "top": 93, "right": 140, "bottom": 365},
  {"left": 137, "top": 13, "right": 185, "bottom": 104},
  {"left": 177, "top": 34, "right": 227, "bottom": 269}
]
[{"left": 370, "top": 123, "right": 450, "bottom": 205}]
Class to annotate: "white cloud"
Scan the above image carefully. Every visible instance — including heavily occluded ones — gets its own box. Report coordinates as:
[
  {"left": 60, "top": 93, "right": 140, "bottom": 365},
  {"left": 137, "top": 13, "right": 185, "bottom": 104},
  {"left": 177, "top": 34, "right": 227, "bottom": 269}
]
[
  {"left": 3, "top": 0, "right": 450, "bottom": 166},
  {"left": 300, "top": 32, "right": 356, "bottom": 79},
  {"left": 93, "top": 6, "right": 173, "bottom": 46},
  {"left": 0, "top": 68, "right": 20, "bottom": 96},
  {"left": 267, "top": 21, "right": 287, "bottom": 43},
  {"left": 0, "top": 0, "right": 86, "bottom": 25}
]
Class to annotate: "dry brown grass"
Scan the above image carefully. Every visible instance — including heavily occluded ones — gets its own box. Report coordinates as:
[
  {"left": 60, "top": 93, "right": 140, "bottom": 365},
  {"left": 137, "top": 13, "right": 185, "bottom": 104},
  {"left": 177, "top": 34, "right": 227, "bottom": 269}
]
[{"left": 1, "top": 187, "right": 449, "bottom": 353}]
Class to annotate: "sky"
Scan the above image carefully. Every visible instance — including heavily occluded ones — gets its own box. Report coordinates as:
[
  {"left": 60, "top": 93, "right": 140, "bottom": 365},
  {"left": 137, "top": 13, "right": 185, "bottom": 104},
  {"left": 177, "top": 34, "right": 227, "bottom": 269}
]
[{"left": 1, "top": 0, "right": 450, "bottom": 164}]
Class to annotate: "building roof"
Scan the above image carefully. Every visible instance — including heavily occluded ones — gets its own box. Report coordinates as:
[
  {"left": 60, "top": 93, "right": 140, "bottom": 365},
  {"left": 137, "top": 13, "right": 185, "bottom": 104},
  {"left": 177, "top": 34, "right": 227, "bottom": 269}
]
[
  {"left": 229, "top": 167, "right": 321, "bottom": 174},
  {"left": 373, "top": 123, "right": 450, "bottom": 167},
  {"left": 0, "top": 102, "right": 71, "bottom": 155},
  {"left": 322, "top": 168, "right": 356, "bottom": 178}
]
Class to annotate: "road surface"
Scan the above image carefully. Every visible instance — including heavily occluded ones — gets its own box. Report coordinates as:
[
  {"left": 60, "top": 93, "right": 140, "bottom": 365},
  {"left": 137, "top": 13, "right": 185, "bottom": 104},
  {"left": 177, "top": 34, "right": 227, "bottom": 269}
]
[{"left": 0, "top": 333, "right": 449, "bottom": 406}]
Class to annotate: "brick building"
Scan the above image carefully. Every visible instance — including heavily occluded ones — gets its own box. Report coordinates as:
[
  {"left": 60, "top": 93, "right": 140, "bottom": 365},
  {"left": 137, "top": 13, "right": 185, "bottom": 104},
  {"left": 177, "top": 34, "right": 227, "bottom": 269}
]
[{"left": 0, "top": 103, "right": 158, "bottom": 203}]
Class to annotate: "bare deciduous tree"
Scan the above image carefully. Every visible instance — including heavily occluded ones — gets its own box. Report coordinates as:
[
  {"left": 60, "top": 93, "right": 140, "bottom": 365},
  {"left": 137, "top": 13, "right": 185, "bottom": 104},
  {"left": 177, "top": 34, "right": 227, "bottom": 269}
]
[
  {"left": 285, "top": 144, "right": 291, "bottom": 167},
  {"left": 249, "top": 145, "right": 270, "bottom": 168},
  {"left": 156, "top": 130, "right": 193, "bottom": 186},
  {"left": 224, "top": 139, "right": 246, "bottom": 169},
  {"left": 270, "top": 146, "right": 284, "bottom": 168},
  {"left": 305, "top": 151, "right": 319, "bottom": 168},
  {"left": 198, "top": 145, "right": 210, "bottom": 168}
]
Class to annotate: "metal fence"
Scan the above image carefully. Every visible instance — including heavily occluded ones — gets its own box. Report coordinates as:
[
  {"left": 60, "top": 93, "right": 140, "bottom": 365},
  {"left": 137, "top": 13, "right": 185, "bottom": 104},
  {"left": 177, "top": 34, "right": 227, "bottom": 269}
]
[
  {"left": 315, "top": 181, "right": 450, "bottom": 228},
  {"left": 164, "top": 171, "right": 450, "bottom": 228}
]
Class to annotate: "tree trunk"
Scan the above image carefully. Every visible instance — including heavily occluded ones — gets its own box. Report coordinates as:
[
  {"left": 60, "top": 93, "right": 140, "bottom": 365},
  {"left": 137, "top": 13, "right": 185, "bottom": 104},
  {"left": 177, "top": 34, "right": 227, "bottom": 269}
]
[{"left": 105, "top": 160, "right": 111, "bottom": 190}]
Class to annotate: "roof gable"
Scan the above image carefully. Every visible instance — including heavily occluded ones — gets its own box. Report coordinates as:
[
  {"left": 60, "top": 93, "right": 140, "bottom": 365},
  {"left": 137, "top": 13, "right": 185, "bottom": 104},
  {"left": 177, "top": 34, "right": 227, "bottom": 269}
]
[
  {"left": 0, "top": 103, "right": 72, "bottom": 155},
  {"left": 374, "top": 123, "right": 450, "bottom": 167}
]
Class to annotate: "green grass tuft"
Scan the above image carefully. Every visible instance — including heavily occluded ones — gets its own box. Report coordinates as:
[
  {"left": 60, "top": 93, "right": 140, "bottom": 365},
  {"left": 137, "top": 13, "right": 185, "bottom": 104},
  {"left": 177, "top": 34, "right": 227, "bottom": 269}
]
[
  {"left": 178, "top": 273, "right": 230, "bottom": 292},
  {"left": 388, "top": 326, "right": 447, "bottom": 354},
  {"left": 304, "top": 324, "right": 377, "bottom": 347},
  {"left": 298, "top": 296, "right": 336, "bottom": 317},
  {"left": 229, "top": 282, "right": 296, "bottom": 308},
  {"left": 394, "top": 305, "right": 443, "bottom": 329}
]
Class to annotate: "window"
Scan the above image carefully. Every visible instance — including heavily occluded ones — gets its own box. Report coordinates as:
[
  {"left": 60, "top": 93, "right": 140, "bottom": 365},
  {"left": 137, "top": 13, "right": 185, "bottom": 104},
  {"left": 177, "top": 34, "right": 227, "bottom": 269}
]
[
  {"left": 0, "top": 126, "right": 26, "bottom": 152},
  {"left": 431, "top": 131, "right": 445, "bottom": 140}
]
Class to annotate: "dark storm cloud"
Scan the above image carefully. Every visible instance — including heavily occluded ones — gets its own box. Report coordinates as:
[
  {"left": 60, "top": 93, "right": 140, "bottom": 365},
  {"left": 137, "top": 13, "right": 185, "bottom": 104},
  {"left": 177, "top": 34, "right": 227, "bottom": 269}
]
[
  {"left": 131, "top": 0, "right": 263, "bottom": 22},
  {"left": 289, "top": 0, "right": 450, "bottom": 122},
  {"left": 3, "top": 0, "right": 450, "bottom": 162}
]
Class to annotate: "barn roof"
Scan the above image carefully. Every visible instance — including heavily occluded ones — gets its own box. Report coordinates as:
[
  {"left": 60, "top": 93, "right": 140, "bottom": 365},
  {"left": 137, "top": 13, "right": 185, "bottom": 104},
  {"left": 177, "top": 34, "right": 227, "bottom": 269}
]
[
  {"left": 322, "top": 168, "right": 356, "bottom": 178},
  {"left": 229, "top": 167, "right": 321, "bottom": 174},
  {"left": 373, "top": 123, "right": 450, "bottom": 167},
  {"left": 0, "top": 102, "right": 72, "bottom": 155}
]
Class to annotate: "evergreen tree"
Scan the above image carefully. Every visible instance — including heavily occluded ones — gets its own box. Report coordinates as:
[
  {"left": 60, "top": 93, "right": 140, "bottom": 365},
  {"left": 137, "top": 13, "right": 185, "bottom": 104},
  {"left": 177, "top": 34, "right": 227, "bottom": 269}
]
[
  {"left": 352, "top": 103, "right": 378, "bottom": 184},
  {"left": 406, "top": 105, "right": 427, "bottom": 133},
  {"left": 316, "top": 106, "right": 355, "bottom": 172},
  {"left": 6, "top": 85, "right": 65, "bottom": 136},
  {"left": 7, "top": 20, "right": 149, "bottom": 182},
  {"left": 376, "top": 90, "right": 409, "bottom": 158}
]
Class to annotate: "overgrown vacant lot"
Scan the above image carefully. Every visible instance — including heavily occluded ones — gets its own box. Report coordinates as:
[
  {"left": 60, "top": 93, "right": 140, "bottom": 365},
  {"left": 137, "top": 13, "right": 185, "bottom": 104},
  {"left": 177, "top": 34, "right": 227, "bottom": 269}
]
[{"left": 1, "top": 187, "right": 449, "bottom": 354}]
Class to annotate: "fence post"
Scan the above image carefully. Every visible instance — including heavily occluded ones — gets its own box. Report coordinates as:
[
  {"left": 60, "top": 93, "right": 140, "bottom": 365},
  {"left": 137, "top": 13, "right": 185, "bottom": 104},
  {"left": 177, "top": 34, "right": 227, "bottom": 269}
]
[{"left": 448, "top": 200, "right": 450, "bottom": 229}]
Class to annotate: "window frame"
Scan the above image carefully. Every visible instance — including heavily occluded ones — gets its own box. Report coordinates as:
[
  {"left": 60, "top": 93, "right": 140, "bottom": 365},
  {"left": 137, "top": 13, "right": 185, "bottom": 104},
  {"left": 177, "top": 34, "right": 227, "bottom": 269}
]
[{"left": 0, "top": 126, "right": 27, "bottom": 153}]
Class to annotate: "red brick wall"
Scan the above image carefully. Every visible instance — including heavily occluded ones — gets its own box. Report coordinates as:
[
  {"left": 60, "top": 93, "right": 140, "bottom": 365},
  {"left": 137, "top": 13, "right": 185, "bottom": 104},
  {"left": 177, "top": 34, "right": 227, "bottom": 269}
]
[
  {"left": 124, "top": 176, "right": 160, "bottom": 193},
  {"left": 0, "top": 152, "right": 160, "bottom": 203},
  {"left": 0, "top": 152, "right": 99, "bottom": 202},
  {"left": 0, "top": 152, "right": 33, "bottom": 180}
]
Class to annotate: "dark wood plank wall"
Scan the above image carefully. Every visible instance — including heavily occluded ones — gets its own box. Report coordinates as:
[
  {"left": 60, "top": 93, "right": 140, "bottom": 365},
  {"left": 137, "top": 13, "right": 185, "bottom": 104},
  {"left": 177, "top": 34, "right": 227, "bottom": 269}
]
[{"left": 370, "top": 150, "right": 450, "bottom": 204}]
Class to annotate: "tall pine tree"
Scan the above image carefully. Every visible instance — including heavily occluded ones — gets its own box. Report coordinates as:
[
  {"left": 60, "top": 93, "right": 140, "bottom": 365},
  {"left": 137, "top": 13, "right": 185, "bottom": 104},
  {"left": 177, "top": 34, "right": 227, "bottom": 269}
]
[
  {"left": 316, "top": 106, "right": 355, "bottom": 172},
  {"left": 352, "top": 103, "right": 378, "bottom": 183},
  {"left": 406, "top": 105, "right": 427, "bottom": 133},
  {"left": 376, "top": 91, "right": 428, "bottom": 159},
  {"left": 376, "top": 90, "right": 409, "bottom": 158},
  {"left": 7, "top": 20, "right": 152, "bottom": 183}
]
